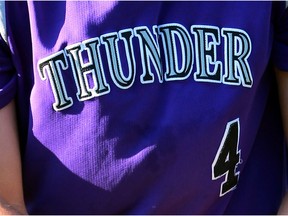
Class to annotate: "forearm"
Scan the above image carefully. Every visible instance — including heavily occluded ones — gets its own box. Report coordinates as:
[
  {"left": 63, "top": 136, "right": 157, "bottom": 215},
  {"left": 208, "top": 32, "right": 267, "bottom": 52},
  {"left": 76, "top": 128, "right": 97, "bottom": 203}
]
[
  {"left": 276, "top": 69, "right": 288, "bottom": 141},
  {"left": 276, "top": 68, "right": 288, "bottom": 215},
  {"left": 0, "top": 195, "right": 26, "bottom": 215},
  {"left": 0, "top": 101, "right": 27, "bottom": 214},
  {"left": 278, "top": 192, "right": 288, "bottom": 214}
]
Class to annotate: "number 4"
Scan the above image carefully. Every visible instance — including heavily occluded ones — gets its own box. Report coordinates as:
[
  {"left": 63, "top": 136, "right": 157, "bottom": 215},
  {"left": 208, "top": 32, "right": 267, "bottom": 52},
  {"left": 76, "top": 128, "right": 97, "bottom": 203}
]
[{"left": 212, "top": 118, "right": 241, "bottom": 197}]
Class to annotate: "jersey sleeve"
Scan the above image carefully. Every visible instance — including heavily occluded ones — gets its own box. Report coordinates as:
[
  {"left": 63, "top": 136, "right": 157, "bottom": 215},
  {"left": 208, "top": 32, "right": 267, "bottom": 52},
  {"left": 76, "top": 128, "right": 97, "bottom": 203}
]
[
  {"left": 273, "top": 2, "right": 288, "bottom": 71},
  {"left": 0, "top": 2, "right": 17, "bottom": 109}
]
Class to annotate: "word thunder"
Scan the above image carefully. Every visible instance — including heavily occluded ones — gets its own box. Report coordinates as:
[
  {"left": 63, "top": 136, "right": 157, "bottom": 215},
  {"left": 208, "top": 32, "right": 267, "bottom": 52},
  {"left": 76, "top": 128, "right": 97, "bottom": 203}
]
[{"left": 38, "top": 23, "right": 253, "bottom": 111}]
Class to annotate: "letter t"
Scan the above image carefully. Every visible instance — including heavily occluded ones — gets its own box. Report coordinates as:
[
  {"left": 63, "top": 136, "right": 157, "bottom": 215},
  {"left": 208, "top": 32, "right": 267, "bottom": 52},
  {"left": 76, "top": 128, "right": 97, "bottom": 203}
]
[{"left": 38, "top": 51, "right": 73, "bottom": 111}]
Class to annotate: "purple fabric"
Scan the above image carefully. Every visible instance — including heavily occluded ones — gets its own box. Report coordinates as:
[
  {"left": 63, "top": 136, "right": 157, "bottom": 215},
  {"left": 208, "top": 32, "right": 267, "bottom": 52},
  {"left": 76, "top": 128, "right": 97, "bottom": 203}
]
[
  {"left": 0, "top": 36, "right": 16, "bottom": 108},
  {"left": 0, "top": 1, "right": 287, "bottom": 214}
]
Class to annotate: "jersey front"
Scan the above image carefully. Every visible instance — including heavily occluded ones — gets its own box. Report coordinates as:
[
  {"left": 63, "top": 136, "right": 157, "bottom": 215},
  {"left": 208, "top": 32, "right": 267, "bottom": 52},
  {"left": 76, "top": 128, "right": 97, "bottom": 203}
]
[{"left": 0, "top": 1, "right": 287, "bottom": 214}]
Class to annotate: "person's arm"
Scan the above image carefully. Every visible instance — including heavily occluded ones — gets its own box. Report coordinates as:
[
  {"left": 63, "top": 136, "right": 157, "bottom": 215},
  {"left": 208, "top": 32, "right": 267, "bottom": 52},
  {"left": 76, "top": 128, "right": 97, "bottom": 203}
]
[
  {"left": 278, "top": 193, "right": 288, "bottom": 214},
  {"left": 276, "top": 68, "right": 288, "bottom": 214},
  {"left": 0, "top": 100, "right": 27, "bottom": 214}
]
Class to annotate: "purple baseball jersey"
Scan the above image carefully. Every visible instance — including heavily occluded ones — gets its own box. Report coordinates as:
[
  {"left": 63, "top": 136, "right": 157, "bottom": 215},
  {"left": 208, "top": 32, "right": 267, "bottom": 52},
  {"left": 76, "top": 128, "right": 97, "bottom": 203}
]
[{"left": 0, "top": 1, "right": 288, "bottom": 214}]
